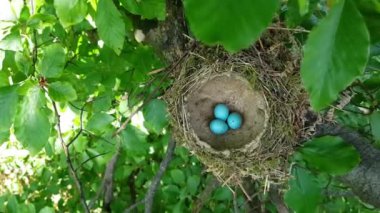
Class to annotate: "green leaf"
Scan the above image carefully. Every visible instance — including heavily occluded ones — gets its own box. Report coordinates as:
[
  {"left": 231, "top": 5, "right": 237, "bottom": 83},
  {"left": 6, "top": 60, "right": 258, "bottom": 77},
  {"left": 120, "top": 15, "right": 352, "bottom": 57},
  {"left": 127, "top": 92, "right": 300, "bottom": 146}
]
[
  {"left": 93, "top": 93, "right": 112, "bottom": 112},
  {"left": 18, "top": 204, "right": 36, "bottom": 213},
  {"left": 14, "top": 86, "right": 51, "bottom": 154},
  {"left": 0, "top": 71, "right": 9, "bottom": 87},
  {"left": 15, "top": 51, "right": 32, "bottom": 76},
  {"left": 27, "top": 13, "right": 57, "bottom": 29},
  {"left": 143, "top": 99, "right": 168, "bottom": 134},
  {"left": 184, "top": 0, "right": 279, "bottom": 52},
  {"left": 95, "top": 0, "right": 126, "bottom": 55},
  {"left": 73, "top": 135, "right": 88, "bottom": 152},
  {"left": 370, "top": 111, "right": 380, "bottom": 141},
  {"left": 0, "top": 86, "right": 18, "bottom": 131},
  {"left": 6, "top": 196, "right": 18, "bottom": 213},
  {"left": 19, "top": 6, "right": 31, "bottom": 24},
  {"left": 186, "top": 175, "right": 200, "bottom": 196},
  {"left": 170, "top": 169, "right": 185, "bottom": 185},
  {"left": 355, "top": 0, "right": 380, "bottom": 43},
  {"left": 121, "top": 124, "right": 148, "bottom": 154},
  {"left": 120, "top": 0, "right": 166, "bottom": 20},
  {"left": 86, "top": 112, "right": 114, "bottom": 134},
  {"left": 299, "top": 136, "right": 360, "bottom": 175},
  {"left": 301, "top": 0, "right": 370, "bottom": 111},
  {"left": 213, "top": 187, "right": 232, "bottom": 201},
  {"left": 0, "top": 33, "right": 23, "bottom": 52},
  {"left": 39, "top": 206, "right": 55, "bottom": 213},
  {"left": 126, "top": 45, "right": 164, "bottom": 74},
  {"left": 297, "top": 0, "right": 309, "bottom": 16},
  {"left": 54, "top": 0, "right": 87, "bottom": 28},
  {"left": 48, "top": 81, "right": 77, "bottom": 102},
  {"left": 37, "top": 43, "right": 66, "bottom": 78},
  {"left": 286, "top": 0, "right": 318, "bottom": 27},
  {"left": 0, "top": 50, "right": 5, "bottom": 70},
  {"left": 0, "top": 130, "right": 9, "bottom": 143},
  {"left": 284, "top": 167, "right": 322, "bottom": 213}
]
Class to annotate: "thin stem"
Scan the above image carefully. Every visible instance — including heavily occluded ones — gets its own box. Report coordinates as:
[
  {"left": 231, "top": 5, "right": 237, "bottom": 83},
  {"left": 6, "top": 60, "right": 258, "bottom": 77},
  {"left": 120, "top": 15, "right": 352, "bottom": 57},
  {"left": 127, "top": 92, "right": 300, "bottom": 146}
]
[
  {"left": 74, "top": 152, "right": 109, "bottom": 172},
  {"left": 51, "top": 101, "right": 90, "bottom": 213},
  {"left": 67, "top": 104, "right": 85, "bottom": 147}
]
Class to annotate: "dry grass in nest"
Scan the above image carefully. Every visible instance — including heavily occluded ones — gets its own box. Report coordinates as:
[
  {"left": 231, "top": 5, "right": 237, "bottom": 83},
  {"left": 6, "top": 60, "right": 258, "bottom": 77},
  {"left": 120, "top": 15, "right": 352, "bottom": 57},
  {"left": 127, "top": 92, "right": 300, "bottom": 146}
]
[{"left": 164, "top": 28, "right": 311, "bottom": 185}]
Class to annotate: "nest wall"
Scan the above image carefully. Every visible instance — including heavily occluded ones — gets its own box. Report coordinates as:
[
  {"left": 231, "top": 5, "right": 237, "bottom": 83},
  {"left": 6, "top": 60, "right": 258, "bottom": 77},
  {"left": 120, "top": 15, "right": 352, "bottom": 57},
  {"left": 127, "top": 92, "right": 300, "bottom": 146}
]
[{"left": 164, "top": 30, "right": 311, "bottom": 185}]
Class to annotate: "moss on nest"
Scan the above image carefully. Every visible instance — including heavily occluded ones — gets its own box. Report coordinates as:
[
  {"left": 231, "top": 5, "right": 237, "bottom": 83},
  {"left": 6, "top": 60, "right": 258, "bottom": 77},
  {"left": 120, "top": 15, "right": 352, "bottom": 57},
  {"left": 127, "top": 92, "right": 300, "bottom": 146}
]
[{"left": 164, "top": 29, "right": 310, "bottom": 185}]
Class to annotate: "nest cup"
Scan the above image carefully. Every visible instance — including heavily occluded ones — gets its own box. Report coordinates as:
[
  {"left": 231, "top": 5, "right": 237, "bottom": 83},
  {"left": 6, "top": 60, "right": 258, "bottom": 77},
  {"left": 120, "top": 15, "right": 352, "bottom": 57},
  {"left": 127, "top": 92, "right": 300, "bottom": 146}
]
[{"left": 164, "top": 29, "right": 310, "bottom": 184}]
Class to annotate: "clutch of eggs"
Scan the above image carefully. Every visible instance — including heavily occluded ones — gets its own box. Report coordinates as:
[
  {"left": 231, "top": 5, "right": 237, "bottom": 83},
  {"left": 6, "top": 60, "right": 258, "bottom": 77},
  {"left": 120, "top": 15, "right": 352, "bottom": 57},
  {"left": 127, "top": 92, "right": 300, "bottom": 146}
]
[{"left": 210, "top": 103, "right": 243, "bottom": 136}]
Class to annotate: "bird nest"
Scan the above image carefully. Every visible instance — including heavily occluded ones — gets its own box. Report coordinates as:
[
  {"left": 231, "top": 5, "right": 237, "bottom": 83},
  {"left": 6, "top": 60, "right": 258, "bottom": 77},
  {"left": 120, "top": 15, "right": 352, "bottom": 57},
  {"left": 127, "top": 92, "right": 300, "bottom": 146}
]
[{"left": 164, "top": 29, "right": 311, "bottom": 185}]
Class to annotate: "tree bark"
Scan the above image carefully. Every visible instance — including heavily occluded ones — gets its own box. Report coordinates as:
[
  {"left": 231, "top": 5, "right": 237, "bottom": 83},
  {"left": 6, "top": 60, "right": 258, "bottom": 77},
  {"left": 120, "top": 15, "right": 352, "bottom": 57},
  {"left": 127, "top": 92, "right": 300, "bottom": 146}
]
[{"left": 145, "top": 0, "right": 188, "bottom": 63}]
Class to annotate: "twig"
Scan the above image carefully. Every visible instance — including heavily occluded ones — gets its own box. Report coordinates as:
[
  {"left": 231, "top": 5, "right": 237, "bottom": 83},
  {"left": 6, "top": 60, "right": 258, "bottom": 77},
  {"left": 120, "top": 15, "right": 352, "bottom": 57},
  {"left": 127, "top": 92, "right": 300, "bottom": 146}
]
[
  {"left": 64, "top": 54, "right": 78, "bottom": 68},
  {"left": 30, "top": 0, "right": 38, "bottom": 72},
  {"left": 51, "top": 101, "right": 90, "bottom": 213},
  {"left": 239, "top": 182, "right": 252, "bottom": 201},
  {"left": 67, "top": 104, "right": 85, "bottom": 147},
  {"left": 148, "top": 67, "right": 165, "bottom": 75},
  {"left": 69, "top": 102, "right": 88, "bottom": 111},
  {"left": 74, "top": 152, "right": 109, "bottom": 172},
  {"left": 113, "top": 104, "right": 145, "bottom": 136},
  {"left": 267, "top": 26, "right": 310, "bottom": 33},
  {"left": 193, "top": 176, "right": 220, "bottom": 213},
  {"left": 103, "top": 144, "right": 121, "bottom": 212},
  {"left": 30, "top": 0, "right": 35, "bottom": 14},
  {"left": 83, "top": 129, "right": 115, "bottom": 145},
  {"left": 31, "top": 1, "right": 88, "bottom": 210},
  {"left": 88, "top": 143, "right": 120, "bottom": 209},
  {"left": 124, "top": 139, "right": 176, "bottom": 213},
  {"left": 124, "top": 200, "right": 145, "bottom": 213},
  {"left": 233, "top": 187, "right": 239, "bottom": 213},
  {"left": 114, "top": 44, "right": 194, "bottom": 136},
  {"left": 238, "top": 191, "right": 260, "bottom": 210},
  {"left": 144, "top": 139, "right": 176, "bottom": 213}
]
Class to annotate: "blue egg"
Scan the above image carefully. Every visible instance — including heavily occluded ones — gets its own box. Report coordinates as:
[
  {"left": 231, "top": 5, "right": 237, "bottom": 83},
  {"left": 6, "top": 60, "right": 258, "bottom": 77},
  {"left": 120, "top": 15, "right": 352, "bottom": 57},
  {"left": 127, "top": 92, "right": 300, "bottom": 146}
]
[
  {"left": 227, "top": 112, "right": 243, "bottom": 130},
  {"left": 210, "top": 119, "right": 229, "bottom": 135},
  {"left": 214, "top": 103, "right": 229, "bottom": 121}
]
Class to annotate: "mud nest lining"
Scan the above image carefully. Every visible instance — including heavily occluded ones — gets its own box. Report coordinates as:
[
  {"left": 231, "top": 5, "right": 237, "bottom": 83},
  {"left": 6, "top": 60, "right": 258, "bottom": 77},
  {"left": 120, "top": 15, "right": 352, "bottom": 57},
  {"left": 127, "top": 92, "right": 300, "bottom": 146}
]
[{"left": 164, "top": 29, "right": 311, "bottom": 185}]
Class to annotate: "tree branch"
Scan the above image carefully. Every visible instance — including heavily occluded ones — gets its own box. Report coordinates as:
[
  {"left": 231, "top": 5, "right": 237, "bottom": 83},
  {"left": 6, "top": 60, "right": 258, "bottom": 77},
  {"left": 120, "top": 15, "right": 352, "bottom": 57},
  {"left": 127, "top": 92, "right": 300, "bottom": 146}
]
[
  {"left": 124, "top": 139, "right": 176, "bottom": 213},
  {"left": 316, "top": 123, "right": 380, "bottom": 208},
  {"left": 88, "top": 143, "right": 120, "bottom": 209},
  {"left": 51, "top": 101, "right": 90, "bottom": 213},
  {"left": 103, "top": 146, "right": 121, "bottom": 212},
  {"left": 144, "top": 139, "right": 176, "bottom": 213},
  {"left": 316, "top": 123, "right": 380, "bottom": 162}
]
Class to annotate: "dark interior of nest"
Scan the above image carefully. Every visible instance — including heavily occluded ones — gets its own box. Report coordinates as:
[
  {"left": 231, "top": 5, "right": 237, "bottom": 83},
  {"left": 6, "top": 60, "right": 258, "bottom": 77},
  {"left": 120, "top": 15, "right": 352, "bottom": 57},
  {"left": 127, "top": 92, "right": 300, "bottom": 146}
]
[{"left": 185, "top": 74, "right": 268, "bottom": 151}]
